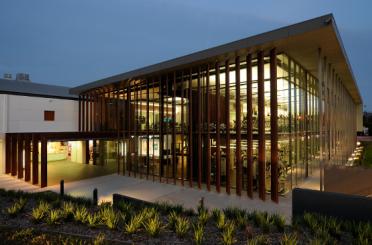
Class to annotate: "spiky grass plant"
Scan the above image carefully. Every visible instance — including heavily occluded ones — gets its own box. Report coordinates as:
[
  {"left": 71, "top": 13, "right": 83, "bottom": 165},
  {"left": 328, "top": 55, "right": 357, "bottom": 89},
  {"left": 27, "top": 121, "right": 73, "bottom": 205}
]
[
  {"left": 253, "top": 212, "right": 272, "bottom": 233},
  {"left": 198, "top": 208, "right": 210, "bottom": 226},
  {"left": 99, "top": 206, "right": 120, "bottom": 229},
  {"left": 270, "top": 213, "right": 286, "bottom": 232},
  {"left": 223, "top": 207, "right": 246, "bottom": 220},
  {"left": 193, "top": 223, "right": 204, "bottom": 245},
  {"left": 143, "top": 214, "right": 162, "bottom": 237},
  {"left": 73, "top": 206, "right": 88, "bottom": 224},
  {"left": 124, "top": 212, "right": 145, "bottom": 234},
  {"left": 236, "top": 213, "right": 249, "bottom": 230},
  {"left": 31, "top": 201, "right": 50, "bottom": 223},
  {"left": 46, "top": 209, "right": 62, "bottom": 225},
  {"left": 175, "top": 217, "right": 190, "bottom": 238},
  {"left": 247, "top": 235, "right": 269, "bottom": 245},
  {"left": 93, "top": 232, "right": 105, "bottom": 245},
  {"left": 6, "top": 197, "right": 27, "bottom": 217},
  {"left": 168, "top": 210, "right": 179, "bottom": 230},
  {"left": 216, "top": 212, "right": 227, "bottom": 231},
  {"left": 212, "top": 208, "right": 221, "bottom": 221},
  {"left": 280, "top": 233, "right": 298, "bottom": 245},
  {"left": 87, "top": 213, "right": 101, "bottom": 228},
  {"left": 303, "top": 212, "right": 318, "bottom": 232},
  {"left": 61, "top": 201, "right": 75, "bottom": 221},
  {"left": 221, "top": 221, "right": 236, "bottom": 245}
]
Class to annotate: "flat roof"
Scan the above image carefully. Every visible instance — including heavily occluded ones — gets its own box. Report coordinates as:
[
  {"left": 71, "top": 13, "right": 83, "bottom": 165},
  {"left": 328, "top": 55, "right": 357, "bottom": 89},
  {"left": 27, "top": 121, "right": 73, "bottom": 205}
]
[
  {"left": 0, "top": 79, "right": 77, "bottom": 100},
  {"left": 70, "top": 14, "right": 362, "bottom": 104}
]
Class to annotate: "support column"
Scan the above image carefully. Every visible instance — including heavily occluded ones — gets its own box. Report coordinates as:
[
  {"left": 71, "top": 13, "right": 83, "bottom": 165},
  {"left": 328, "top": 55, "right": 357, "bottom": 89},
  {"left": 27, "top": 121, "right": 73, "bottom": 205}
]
[
  {"left": 5, "top": 134, "right": 11, "bottom": 174},
  {"left": 225, "top": 60, "right": 231, "bottom": 194},
  {"left": 93, "top": 140, "right": 97, "bottom": 165},
  {"left": 216, "top": 63, "right": 221, "bottom": 193},
  {"left": 82, "top": 94, "right": 85, "bottom": 131},
  {"left": 32, "top": 134, "right": 38, "bottom": 185},
  {"left": 318, "top": 49, "right": 324, "bottom": 191},
  {"left": 24, "top": 135, "right": 31, "bottom": 182},
  {"left": 85, "top": 140, "right": 90, "bottom": 164},
  {"left": 258, "top": 51, "right": 266, "bottom": 201},
  {"left": 206, "top": 65, "right": 211, "bottom": 191},
  {"left": 78, "top": 95, "right": 81, "bottom": 131},
  {"left": 270, "top": 48, "right": 279, "bottom": 203},
  {"left": 246, "top": 54, "right": 253, "bottom": 198},
  {"left": 11, "top": 134, "right": 17, "bottom": 176},
  {"left": 197, "top": 67, "right": 202, "bottom": 189},
  {"left": 188, "top": 69, "right": 193, "bottom": 187},
  {"left": 235, "top": 56, "right": 242, "bottom": 196},
  {"left": 172, "top": 72, "right": 177, "bottom": 184},
  {"left": 17, "top": 134, "right": 23, "bottom": 179},
  {"left": 40, "top": 137, "right": 47, "bottom": 188}
]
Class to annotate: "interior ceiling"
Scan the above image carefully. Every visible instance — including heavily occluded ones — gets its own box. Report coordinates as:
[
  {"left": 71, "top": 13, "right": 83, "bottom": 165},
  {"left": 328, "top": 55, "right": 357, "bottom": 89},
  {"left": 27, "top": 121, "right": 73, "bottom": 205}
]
[{"left": 274, "top": 25, "right": 362, "bottom": 104}]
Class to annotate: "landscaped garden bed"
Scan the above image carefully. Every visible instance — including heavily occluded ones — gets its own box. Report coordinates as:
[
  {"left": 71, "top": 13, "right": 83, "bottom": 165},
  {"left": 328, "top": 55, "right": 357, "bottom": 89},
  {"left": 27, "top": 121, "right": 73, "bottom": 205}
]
[{"left": 0, "top": 189, "right": 371, "bottom": 244}]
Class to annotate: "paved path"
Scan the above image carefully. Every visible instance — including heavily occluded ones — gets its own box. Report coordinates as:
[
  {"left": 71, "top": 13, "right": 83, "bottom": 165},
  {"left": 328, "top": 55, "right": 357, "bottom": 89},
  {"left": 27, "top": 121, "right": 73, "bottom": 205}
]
[
  {"left": 44, "top": 174, "right": 292, "bottom": 219},
  {"left": 0, "top": 174, "right": 39, "bottom": 192}
]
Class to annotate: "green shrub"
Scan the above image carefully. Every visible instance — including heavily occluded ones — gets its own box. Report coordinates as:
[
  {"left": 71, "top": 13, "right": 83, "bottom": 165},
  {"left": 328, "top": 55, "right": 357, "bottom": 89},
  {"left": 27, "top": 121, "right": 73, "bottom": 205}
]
[
  {"left": 280, "top": 233, "right": 297, "bottom": 245},
  {"left": 99, "top": 206, "right": 120, "bottom": 229},
  {"left": 93, "top": 232, "right": 105, "bottom": 245},
  {"left": 254, "top": 212, "right": 272, "bottom": 233},
  {"left": 247, "top": 235, "right": 269, "bottom": 245},
  {"left": 216, "top": 212, "right": 227, "bottom": 230},
  {"left": 6, "top": 197, "right": 27, "bottom": 217},
  {"left": 10, "top": 228, "right": 34, "bottom": 241},
  {"left": 168, "top": 210, "right": 179, "bottom": 230},
  {"left": 87, "top": 213, "right": 101, "bottom": 228},
  {"left": 303, "top": 212, "right": 318, "bottom": 232},
  {"left": 73, "top": 206, "right": 88, "bottom": 224},
  {"left": 221, "top": 221, "right": 236, "bottom": 245},
  {"left": 270, "top": 213, "right": 286, "bottom": 232},
  {"left": 31, "top": 201, "right": 50, "bottom": 223},
  {"left": 308, "top": 239, "right": 322, "bottom": 245},
  {"left": 46, "top": 209, "right": 62, "bottom": 225},
  {"left": 198, "top": 208, "right": 210, "bottom": 225},
  {"left": 223, "top": 207, "right": 246, "bottom": 220},
  {"left": 61, "top": 201, "right": 75, "bottom": 221},
  {"left": 236, "top": 213, "right": 249, "bottom": 230},
  {"left": 124, "top": 212, "right": 144, "bottom": 234},
  {"left": 212, "top": 208, "right": 221, "bottom": 221},
  {"left": 143, "top": 215, "right": 162, "bottom": 237},
  {"left": 193, "top": 223, "right": 204, "bottom": 245},
  {"left": 140, "top": 207, "right": 157, "bottom": 221},
  {"left": 175, "top": 217, "right": 190, "bottom": 238},
  {"left": 155, "top": 201, "right": 184, "bottom": 215}
]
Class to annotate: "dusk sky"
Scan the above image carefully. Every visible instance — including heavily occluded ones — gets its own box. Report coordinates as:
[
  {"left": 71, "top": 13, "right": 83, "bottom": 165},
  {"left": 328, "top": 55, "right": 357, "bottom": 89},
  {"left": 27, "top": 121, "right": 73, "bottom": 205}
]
[{"left": 1, "top": 0, "right": 371, "bottom": 109}]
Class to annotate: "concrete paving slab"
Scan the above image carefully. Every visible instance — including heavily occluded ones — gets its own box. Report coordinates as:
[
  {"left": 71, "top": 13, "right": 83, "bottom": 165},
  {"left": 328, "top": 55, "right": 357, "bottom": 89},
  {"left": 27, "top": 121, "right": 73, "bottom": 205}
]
[{"left": 44, "top": 174, "right": 293, "bottom": 220}]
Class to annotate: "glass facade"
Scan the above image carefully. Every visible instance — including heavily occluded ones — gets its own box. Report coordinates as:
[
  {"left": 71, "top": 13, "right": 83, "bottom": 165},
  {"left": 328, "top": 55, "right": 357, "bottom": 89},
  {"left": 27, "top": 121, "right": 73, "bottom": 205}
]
[{"left": 78, "top": 52, "right": 358, "bottom": 201}]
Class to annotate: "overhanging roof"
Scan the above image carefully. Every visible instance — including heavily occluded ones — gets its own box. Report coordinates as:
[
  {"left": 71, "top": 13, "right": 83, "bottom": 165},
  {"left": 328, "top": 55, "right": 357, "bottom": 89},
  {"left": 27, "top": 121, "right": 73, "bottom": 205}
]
[
  {"left": 70, "top": 14, "right": 362, "bottom": 104},
  {"left": 0, "top": 79, "right": 77, "bottom": 100}
]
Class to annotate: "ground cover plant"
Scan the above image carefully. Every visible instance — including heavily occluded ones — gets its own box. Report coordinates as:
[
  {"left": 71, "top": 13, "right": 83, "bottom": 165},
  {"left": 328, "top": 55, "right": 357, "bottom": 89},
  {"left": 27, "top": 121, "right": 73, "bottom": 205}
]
[{"left": 0, "top": 188, "right": 371, "bottom": 244}]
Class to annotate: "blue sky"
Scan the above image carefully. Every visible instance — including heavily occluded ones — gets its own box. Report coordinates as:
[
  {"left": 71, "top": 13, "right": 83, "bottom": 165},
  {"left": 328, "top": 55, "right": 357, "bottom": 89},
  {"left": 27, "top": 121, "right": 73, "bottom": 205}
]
[{"left": 0, "top": 0, "right": 371, "bottom": 109}]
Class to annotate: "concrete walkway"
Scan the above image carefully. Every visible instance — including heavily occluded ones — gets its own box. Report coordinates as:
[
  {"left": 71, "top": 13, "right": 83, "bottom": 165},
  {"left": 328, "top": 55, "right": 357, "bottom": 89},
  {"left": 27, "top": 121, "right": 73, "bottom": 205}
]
[
  {"left": 44, "top": 174, "right": 293, "bottom": 219},
  {"left": 0, "top": 174, "right": 39, "bottom": 192}
]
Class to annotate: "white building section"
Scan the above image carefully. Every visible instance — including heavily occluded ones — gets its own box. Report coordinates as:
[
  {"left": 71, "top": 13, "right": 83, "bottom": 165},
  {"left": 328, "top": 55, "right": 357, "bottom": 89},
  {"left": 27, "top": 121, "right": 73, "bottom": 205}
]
[{"left": 0, "top": 79, "right": 79, "bottom": 174}]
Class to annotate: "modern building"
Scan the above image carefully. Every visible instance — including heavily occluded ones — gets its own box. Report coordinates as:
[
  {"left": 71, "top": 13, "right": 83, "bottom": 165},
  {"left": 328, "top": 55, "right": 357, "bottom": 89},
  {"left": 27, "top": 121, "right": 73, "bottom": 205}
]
[
  {"left": 2, "top": 14, "right": 363, "bottom": 202},
  {"left": 0, "top": 78, "right": 117, "bottom": 187}
]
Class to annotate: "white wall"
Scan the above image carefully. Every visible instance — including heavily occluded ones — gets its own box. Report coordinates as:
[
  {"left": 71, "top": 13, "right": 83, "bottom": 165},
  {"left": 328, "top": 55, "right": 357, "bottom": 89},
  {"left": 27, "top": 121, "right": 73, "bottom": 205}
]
[
  {"left": 0, "top": 94, "right": 78, "bottom": 173},
  {"left": 0, "top": 133, "right": 4, "bottom": 174},
  {"left": 0, "top": 95, "right": 7, "bottom": 133},
  {"left": 6, "top": 95, "right": 78, "bottom": 133}
]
